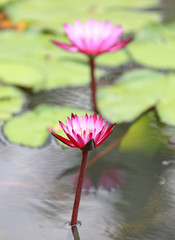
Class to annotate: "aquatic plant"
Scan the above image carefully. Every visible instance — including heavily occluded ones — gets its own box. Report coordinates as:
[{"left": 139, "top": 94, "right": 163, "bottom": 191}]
[
  {"left": 52, "top": 112, "right": 115, "bottom": 225},
  {"left": 51, "top": 19, "right": 132, "bottom": 113}
]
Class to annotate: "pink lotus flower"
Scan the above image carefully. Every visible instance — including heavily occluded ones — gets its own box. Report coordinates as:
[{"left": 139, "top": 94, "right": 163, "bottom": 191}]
[
  {"left": 52, "top": 113, "right": 115, "bottom": 151},
  {"left": 51, "top": 19, "right": 132, "bottom": 56},
  {"left": 52, "top": 113, "right": 116, "bottom": 226}
]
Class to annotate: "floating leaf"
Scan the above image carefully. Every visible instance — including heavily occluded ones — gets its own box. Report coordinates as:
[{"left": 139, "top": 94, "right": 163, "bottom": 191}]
[
  {"left": 0, "top": 61, "right": 45, "bottom": 91},
  {"left": 0, "top": 0, "right": 14, "bottom": 7},
  {"left": 98, "top": 70, "right": 164, "bottom": 123},
  {"left": 98, "top": 69, "right": 175, "bottom": 126},
  {"left": 162, "top": 19, "right": 175, "bottom": 38},
  {"left": 3, "top": 104, "right": 93, "bottom": 147},
  {"left": 0, "top": 31, "right": 104, "bottom": 89},
  {"left": 128, "top": 23, "right": 175, "bottom": 68},
  {"left": 0, "top": 86, "right": 25, "bottom": 122},
  {"left": 156, "top": 74, "right": 175, "bottom": 126},
  {"left": 6, "top": 0, "right": 160, "bottom": 32},
  {"left": 96, "top": 50, "right": 130, "bottom": 66}
]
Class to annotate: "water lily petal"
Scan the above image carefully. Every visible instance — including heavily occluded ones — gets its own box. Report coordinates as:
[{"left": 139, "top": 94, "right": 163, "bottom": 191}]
[
  {"left": 51, "top": 40, "right": 78, "bottom": 52},
  {"left": 108, "top": 38, "right": 133, "bottom": 52},
  {"left": 51, "top": 132, "right": 75, "bottom": 147}
]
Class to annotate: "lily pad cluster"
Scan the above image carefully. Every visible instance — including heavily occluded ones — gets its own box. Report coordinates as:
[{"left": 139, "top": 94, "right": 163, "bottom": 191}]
[
  {"left": 0, "top": 0, "right": 175, "bottom": 147},
  {"left": 98, "top": 69, "right": 175, "bottom": 126},
  {"left": 6, "top": 0, "right": 160, "bottom": 32},
  {"left": 3, "top": 104, "right": 92, "bottom": 147}
]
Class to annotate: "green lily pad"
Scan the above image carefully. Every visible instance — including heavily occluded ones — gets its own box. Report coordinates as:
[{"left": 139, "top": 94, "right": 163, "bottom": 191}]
[
  {"left": 98, "top": 70, "right": 164, "bottom": 123},
  {"left": 0, "top": 31, "right": 104, "bottom": 89},
  {"left": 0, "top": 85, "right": 25, "bottom": 122},
  {"left": 96, "top": 49, "right": 130, "bottom": 66},
  {"left": 0, "top": 61, "right": 45, "bottom": 91},
  {"left": 128, "top": 23, "right": 175, "bottom": 68},
  {"left": 156, "top": 74, "right": 175, "bottom": 126},
  {"left": 93, "top": 9, "right": 160, "bottom": 32},
  {"left": 162, "top": 19, "right": 175, "bottom": 38},
  {"left": 98, "top": 69, "right": 175, "bottom": 126},
  {"left": 3, "top": 104, "right": 93, "bottom": 147},
  {"left": 6, "top": 0, "right": 160, "bottom": 32},
  {"left": 0, "top": 0, "right": 14, "bottom": 7}
]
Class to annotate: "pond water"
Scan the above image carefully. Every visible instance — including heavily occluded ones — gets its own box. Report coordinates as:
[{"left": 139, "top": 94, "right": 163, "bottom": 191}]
[
  {"left": 1, "top": 0, "right": 175, "bottom": 239},
  {"left": 0, "top": 103, "right": 175, "bottom": 239}
]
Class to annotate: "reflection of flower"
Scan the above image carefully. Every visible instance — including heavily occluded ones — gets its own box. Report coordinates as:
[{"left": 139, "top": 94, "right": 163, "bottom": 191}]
[
  {"left": 52, "top": 113, "right": 115, "bottom": 151},
  {"left": 98, "top": 168, "right": 124, "bottom": 190},
  {"left": 73, "top": 168, "right": 124, "bottom": 192},
  {"left": 51, "top": 19, "right": 132, "bottom": 56},
  {"left": 73, "top": 173, "right": 93, "bottom": 192}
]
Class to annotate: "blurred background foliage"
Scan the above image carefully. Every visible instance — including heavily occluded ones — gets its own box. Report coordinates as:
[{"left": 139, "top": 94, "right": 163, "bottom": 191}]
[{"left": 0, "top": 0, "right": 175, "bottom": 147}]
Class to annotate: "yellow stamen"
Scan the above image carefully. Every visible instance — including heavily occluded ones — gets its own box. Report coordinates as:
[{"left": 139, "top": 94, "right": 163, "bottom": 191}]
[{"left": 79, "top": 129, "right": 91, "bottom": 135}]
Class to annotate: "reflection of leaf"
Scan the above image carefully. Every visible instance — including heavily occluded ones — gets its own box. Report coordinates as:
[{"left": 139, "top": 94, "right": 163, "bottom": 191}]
[
  {"left": 0, "top": 86, "right": 24, "bottom": 122},
  {"left": 128, "top": 23, "right": 175, "bottom": 68},
  {"left": 98, "top": 69, "right": 175, "bottom": 126},
  {"left": 120, "top": 112, "right": 159, "bottom": 153},
  {"left": 3, "top": 104, "right": 93, "bottom": 147},
  {"left": 6, "top": 0, "right": 160, "bottom": 32}
]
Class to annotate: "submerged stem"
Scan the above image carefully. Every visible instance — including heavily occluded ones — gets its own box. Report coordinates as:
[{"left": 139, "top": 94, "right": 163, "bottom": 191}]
[
  {"left": 71, "top": 151, "right": 88, "bottom": 226},
  {"left": 71, "top": 226, "right": 80, "bottom": 240},
  {"left": 89, "top": 56, "right": 99, "bottom": 113}
]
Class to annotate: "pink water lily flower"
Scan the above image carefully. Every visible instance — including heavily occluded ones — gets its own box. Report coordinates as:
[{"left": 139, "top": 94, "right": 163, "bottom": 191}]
[
  {"left": 52, "top": 113, "right": 115, "bottom": 151},
  {"left": 51, "top": 19, "right": 132, "bottom": 56},
  {"left": 52, "top": 113, "right": 116, "bottom": 226}
]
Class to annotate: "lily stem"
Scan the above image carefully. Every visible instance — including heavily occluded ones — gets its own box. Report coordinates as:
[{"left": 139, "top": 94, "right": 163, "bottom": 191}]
[
  {"left": 71, "top": 151, "right": 88, "bottom": 226},
  {"left": 89, "top": 56, "right": 99, "bottom": 113}
]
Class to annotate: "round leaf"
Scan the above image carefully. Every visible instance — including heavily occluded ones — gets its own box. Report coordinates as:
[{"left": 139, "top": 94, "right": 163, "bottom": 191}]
[
  {"left": 0, "top": 86, "right": 25, "bottom": 122},
  {"left": 98, "top": 70, "right": 164, "bottom": 123},
  {"left": 0, "top": 61, "right": 45, "bottom": 90},
  {"left": 156, "top": 74, "right": 175, "bottom": 126},
  {"left": 3, "top": 104, "right": 93, "bottom": 147},
  {"left": 128, "top": 23, "right": 175, "bottom": 68},
  {"left": 6, "top": 0, "right": 160, "bottom": 32}
]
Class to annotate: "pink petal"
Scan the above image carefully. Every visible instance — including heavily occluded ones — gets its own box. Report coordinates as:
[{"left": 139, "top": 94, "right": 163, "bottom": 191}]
[
  {"left": 59, "top": 121, "right": 68, "bottom": 134},
  {"left": 51, "top": 40, "right": 78, "bottom": 52},
  {"left": 76, "top": 134, "right": 85, "bottom": 148},
  {"left": 71, "top": 113, "right": 76, "bottom": 119},
  {"left": 95, "top": 115, "right": 103, "bottom": 130},
  {"left": 96, "top": 134, "right": 110, "bottom": 147},
  {"left": 94, "top": 130, "right": 102, "bottom": 144},
  {"left": 102, "top": 123, "right": 116, "bottom": 138},
  {"left": 108, "top": 38, "right": 133, "bottom": 52},
  {"left": 100, "top": 122, "right": 108, "bottom": 135},
  {"left": 51, "top": 132, "right": 75, "bottom": 147},
  {"left": 85, "top": 132, "right": 93, "bottom": 144},
  {"left": 67, "top": 133, "right": 80, "bottom": 148},
  {"left": 96, "top": 123, "right": 116, "bottom": 146}
]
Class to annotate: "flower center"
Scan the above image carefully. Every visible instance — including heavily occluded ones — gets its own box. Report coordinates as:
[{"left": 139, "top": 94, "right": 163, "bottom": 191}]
[{"left": 79, "top": 128, "right": 92, "bottom": 135}]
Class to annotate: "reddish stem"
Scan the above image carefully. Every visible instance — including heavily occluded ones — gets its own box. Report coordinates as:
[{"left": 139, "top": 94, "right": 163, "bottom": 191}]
[
  {"left": 71, "top": 151, "right": 88, "bottom": 226},
  {"left": 89, "top": 56, "right": 99, "bottom": 113}
]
